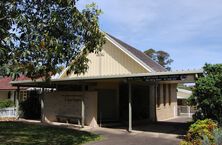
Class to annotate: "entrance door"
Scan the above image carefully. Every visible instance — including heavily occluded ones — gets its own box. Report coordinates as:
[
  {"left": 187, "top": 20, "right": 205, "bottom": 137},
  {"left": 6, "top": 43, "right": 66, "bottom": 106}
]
[
  {"left": 132, "top": 85, "right": 150, "bottom": 120},
  {"left": 98, "top": 90, "right": 118, "bottom": 122}
]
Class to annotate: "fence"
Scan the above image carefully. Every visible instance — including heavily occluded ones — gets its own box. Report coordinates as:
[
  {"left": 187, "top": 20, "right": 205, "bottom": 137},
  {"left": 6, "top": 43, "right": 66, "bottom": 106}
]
[
  {"left": 177, "top": 105, "right": 196, "bottom": 117},
  {"left": 0, "top": 107, "right": 16, "bottom": 117}
]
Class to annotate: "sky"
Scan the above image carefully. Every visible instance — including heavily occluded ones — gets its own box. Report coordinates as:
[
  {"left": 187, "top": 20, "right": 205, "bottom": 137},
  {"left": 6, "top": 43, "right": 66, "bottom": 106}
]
[{"left": 77, "top": 0, "right": 222, "bottom": 71}]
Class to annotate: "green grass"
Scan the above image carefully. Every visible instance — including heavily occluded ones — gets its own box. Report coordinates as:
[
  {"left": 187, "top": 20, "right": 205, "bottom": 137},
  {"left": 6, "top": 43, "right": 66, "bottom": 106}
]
[{"left": 0, "top": 122, "right": 100, "bottom": 145}]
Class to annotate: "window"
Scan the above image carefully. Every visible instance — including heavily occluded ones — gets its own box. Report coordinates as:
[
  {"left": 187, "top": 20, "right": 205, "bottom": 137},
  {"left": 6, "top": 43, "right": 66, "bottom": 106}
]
[
  {"left": 168, "top": 84, "right": 171, "bottom": 105},
  {"left": 163, "top": 84, "right": 166, "bottom": 106},
  {"left": 19, "top": 91, "right": 28, "bottom": 101}
]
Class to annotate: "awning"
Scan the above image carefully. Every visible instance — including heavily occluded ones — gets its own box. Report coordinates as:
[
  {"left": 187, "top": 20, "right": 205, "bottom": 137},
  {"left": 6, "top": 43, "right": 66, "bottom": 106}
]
[{"left": 10, "top": 70, "right": 203, "bottom": 87}]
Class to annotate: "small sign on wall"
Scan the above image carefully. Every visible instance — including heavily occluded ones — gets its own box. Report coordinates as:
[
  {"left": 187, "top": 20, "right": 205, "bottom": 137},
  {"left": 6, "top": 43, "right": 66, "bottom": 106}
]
[{"left": 63, "top": 95, "right": 82, "bottom": 103}]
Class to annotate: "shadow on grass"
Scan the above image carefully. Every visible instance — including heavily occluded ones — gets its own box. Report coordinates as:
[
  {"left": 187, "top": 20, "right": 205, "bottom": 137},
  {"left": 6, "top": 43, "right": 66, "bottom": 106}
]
[{"left": 0, "top": 122, "right": 100, "bottom": 145}]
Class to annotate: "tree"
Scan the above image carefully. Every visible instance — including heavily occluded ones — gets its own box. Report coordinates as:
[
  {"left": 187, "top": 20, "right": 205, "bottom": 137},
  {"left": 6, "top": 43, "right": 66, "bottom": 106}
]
[
  {"left": 0, "top": 0, "right": 105, "bottom": 80},
  {"left": 188, "top": 64, "right": 222, "bottom": 123},
  {"left": 144, "top": 48, "right": 156, "bottom": 60},
  {"left": 144, "top": 48, "right": 173, "bottom": 71},
  {"left": 0, "top": 1, "right": 17, "bottom": 69}
]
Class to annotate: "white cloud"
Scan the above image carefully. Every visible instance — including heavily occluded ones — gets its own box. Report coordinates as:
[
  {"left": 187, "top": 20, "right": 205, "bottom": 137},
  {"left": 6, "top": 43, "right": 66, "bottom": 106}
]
[{"left": 77, "top": 0, "right": 222, "bottom": 70}]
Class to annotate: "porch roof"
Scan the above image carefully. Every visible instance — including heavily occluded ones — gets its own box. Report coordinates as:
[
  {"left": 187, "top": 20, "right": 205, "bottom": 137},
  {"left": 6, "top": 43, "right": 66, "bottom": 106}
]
[{"left": 10, "top": 70, "right": 203, "bottom": 88}]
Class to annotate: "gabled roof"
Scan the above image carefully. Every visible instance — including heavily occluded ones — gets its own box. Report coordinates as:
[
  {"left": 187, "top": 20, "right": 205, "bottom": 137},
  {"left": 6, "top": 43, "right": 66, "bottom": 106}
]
[{"left": 106, "top": 33, "right": 166, "bottom": 72}]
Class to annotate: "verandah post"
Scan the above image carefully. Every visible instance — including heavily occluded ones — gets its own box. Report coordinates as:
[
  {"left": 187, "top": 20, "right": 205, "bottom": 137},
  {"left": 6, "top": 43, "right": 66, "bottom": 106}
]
[
  {"left": 16, "top": 86, "right": 20, "bottom": 119},
  {"left": 128, "top": 82, "right": 132, "bottom": 132},
  {"left": 81, "top": 85, "right": 85, "bottom": 128},
  {"left": 154, "top": 81, "right": 158, "bottom": 122},
  {"left": 41, "top": 87, "right": 45, "bottom": 123}
]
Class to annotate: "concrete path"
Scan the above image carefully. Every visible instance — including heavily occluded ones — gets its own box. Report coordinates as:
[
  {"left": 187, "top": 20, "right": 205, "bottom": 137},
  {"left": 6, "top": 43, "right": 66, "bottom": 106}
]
[
  {"left": 85, "top": 127, "right": 181, "bottom": 145},
  {"left": 85, "top": 117, "right": 190, "bottom": 145},
  {"left": 18, "top": 117, "right": 190, "bottom": 145}
]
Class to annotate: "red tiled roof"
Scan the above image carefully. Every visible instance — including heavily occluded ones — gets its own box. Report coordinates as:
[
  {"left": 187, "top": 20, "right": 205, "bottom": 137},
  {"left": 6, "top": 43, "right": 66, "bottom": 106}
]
[{"left": 0, "top": 76, "right": 29, "bottom": 90}]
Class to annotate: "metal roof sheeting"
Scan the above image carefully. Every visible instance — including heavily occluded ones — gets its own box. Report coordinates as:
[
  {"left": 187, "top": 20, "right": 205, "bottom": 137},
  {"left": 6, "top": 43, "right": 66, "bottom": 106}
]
[{"left": 11, "top": 70, "right": 203, "bottom": 86}]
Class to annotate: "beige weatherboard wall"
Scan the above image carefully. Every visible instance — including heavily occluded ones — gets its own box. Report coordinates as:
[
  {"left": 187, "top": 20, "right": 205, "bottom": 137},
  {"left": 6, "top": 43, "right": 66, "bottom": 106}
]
[{"left": 60, "top": 38, "right": 149, "bottom": 79}]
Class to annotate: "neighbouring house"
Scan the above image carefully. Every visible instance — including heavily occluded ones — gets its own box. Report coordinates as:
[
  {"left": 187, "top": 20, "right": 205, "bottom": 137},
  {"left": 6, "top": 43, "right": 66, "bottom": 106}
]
[
  {"left": 0, "top": 76, "right": 45, "bottom": 119},
  {"left": 0, "top": 76, "right": 28, "bottom": 118},
  {"left": 0, "top": 76, "right": 28, "bottom": 103},
  {"left": 177, "top": 88, "right": 192, "bottom": 106},
  {"left": 11, "top": 33, "right": 202, "bottom": 131},
  {"left": 177, "top": 88, "right": 196, "bottom": 117}
]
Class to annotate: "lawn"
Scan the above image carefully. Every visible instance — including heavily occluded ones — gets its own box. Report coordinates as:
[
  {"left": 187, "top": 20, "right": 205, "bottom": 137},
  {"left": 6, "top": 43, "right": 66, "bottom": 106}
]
[{"left": 0, "top": 122, "right": 100, "bottom": 145}]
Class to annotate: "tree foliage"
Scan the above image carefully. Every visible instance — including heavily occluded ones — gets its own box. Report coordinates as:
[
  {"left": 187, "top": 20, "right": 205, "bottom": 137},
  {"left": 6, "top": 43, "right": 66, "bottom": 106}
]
[
  {"left": 144, "top": 48, "right": 173, "bottom": 70},
  {"left": 0, "top": 0, "right": 17, "bottom": 69},
  {"left": 189, "top": 64, "right": 222, "bottom": 123},
  {"left": 0, "top": 0, "right": 105, "bottom": 80}
]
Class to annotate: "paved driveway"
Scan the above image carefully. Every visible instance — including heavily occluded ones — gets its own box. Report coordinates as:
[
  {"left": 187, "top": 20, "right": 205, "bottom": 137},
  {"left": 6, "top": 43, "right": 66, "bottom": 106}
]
[
  {"left": 84, "top": 117, "right": 190, "bottom": 145},
  {"left": 85, "top": 127, "right": 181, "bottom": 145}
]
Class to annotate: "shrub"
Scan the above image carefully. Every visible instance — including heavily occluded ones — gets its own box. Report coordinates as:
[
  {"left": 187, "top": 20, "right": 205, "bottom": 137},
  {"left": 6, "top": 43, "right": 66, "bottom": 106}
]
[
  {"left": 0, "top": 99, "right": 14, "bottom": 109},
  {"left": 188, "top": 64, "right": 222, "bottom": 123},
  {"left": 180, "top": 119, "right": 218, "bottom": 145},
  {"left": 213, "top": 128, "right": 222, "bottom": 145},
  {"left": 201, "top": 128, "right": 222, "bottom": 145}
]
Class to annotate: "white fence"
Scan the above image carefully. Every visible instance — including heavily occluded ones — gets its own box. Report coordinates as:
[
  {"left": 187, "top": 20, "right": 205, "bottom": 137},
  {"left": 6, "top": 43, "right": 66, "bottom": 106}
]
[
  {"left": 0, "top": 107, "right": 16, "bottom": 117},
  {"left": 177, "top": 106, "right": 196, "bottom": 117}
]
